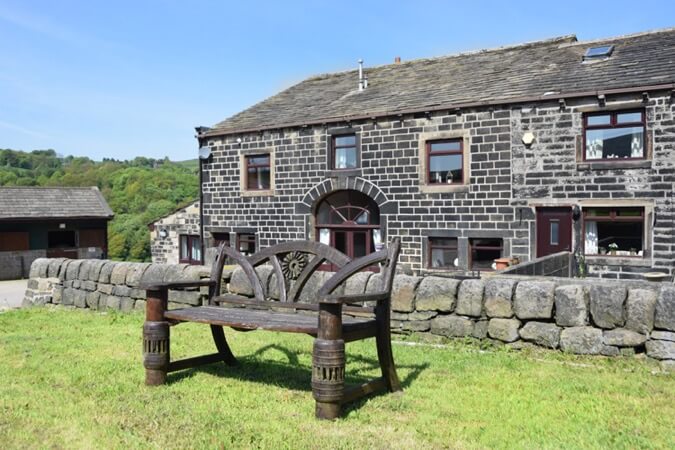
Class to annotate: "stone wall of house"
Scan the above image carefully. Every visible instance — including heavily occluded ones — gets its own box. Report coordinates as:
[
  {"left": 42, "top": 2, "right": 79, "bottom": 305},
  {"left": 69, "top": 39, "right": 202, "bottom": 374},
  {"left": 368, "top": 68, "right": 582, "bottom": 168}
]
[
  {"left": 150, "top": 201, "right": 201, "bottom": 264},
  {"left": 201, "top": 91, "right": 674, "bottom": 279},
  {"left": 24, "top": 258, "right": 675, "bottom": 365},
  {"left": 23, "top": 258, "right": 215, "bottom": 311},
  {"left": 510, "top": 92, "right": 675, "bottom": 279}
]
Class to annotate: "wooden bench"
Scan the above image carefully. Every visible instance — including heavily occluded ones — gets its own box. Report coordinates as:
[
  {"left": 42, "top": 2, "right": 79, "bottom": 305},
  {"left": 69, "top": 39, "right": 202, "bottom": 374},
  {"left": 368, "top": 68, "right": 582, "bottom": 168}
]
[{"left": 141, "top": 239, "right": 402, "bottom": 419}]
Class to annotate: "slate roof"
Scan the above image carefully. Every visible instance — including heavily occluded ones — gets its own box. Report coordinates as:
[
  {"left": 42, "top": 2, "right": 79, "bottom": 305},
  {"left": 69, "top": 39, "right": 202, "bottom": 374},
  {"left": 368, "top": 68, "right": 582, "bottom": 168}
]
[
  {"left": 207, "top": 28, "right": 675, "bottom": 136},
  {"left": 0, "top": 187, "right": 114, "bottom": 221}
]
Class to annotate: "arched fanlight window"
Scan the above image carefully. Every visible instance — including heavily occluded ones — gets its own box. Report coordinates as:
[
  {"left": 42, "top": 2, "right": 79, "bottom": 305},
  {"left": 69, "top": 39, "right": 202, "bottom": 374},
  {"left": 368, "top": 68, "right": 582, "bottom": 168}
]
[{"left": 315, "top": 190, "right": 381, "bottom": 259}]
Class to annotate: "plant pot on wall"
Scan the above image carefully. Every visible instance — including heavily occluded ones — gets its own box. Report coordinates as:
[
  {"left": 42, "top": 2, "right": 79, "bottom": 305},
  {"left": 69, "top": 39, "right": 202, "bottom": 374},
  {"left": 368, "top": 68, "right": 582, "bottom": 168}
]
[{"left": 494, "top": 258, "right": 511, "bottom": 271}]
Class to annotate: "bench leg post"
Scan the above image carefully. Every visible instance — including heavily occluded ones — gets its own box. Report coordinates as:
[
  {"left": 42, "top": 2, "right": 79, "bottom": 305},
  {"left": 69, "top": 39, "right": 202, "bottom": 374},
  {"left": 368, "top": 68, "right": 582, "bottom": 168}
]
[
  {"left": 375, "top": 303, "right": 401, "bottom": 392},
  {"left": 313, "top": 303, "right": 344, "bottom": 420},
  {"left": 143, "top": 288, "right": 169, "bottom": 386}
]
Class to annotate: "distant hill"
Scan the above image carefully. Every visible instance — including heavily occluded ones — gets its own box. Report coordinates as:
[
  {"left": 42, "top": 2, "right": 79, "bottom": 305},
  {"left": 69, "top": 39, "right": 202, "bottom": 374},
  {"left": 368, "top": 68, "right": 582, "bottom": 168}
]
[{"left": 0, "top": 148, "right": 198, "bottom": 262}]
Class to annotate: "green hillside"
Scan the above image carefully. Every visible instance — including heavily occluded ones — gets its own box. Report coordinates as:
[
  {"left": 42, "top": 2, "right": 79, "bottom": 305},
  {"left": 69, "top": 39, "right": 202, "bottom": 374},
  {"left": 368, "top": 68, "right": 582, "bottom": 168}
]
[{"left": 0, "top": 149, "right": 199, "bottom": 262}]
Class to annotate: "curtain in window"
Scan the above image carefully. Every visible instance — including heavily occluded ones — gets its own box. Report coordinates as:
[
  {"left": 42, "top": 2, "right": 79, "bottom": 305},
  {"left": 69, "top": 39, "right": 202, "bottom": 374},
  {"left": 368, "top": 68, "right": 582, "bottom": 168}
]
[
  {"left": 585, "top": 221, "right": 598, "bottom": 254},
  {"left": 319, "top": 228, "right": 330, "bottom": 245}
]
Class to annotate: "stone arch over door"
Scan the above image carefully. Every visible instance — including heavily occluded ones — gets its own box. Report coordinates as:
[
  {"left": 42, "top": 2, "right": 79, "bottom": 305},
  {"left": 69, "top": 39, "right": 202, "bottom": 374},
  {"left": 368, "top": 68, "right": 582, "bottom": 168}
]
[{"left": 295, "top": 177, "right": 398, "bottom": 214}]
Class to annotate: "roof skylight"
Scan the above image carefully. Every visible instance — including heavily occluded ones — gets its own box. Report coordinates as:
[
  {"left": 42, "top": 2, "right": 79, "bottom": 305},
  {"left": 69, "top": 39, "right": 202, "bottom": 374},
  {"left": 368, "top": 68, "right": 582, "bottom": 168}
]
[{"left": 583, "top": 45, "right": 614, "bottom": 61}]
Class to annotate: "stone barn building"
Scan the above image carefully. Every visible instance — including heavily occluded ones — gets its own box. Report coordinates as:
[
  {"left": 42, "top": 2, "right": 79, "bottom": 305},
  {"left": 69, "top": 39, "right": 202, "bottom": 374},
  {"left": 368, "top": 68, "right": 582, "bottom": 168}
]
[
  {"left": 0, "top": 187, "right": 113, "bottom": 280},
  {"left": 195, "top": 29, "right": 675, "bottom": 280}
]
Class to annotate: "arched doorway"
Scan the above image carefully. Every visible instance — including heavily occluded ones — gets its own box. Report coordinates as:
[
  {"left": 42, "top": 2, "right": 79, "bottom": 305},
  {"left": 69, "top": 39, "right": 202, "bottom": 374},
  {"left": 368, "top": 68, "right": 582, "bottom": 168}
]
[{"left": 315, "top": 190, "right": 381, "bottom": 260}]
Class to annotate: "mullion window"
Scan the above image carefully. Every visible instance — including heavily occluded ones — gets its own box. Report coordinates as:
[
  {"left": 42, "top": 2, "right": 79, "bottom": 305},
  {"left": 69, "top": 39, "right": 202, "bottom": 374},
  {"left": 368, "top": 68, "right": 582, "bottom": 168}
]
[
  {"left": 428, "top": 237, "right": 458, "bottom": 269},
  {"left": 469, "top": 238, "right": 503, "bottom": 271}
]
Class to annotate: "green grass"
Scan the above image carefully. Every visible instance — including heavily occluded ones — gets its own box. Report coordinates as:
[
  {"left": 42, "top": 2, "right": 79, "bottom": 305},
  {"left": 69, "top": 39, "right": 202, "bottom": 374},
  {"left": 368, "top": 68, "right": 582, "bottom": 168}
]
[{"left": 0, "top": 308, "right": 673, "bottom": 449}]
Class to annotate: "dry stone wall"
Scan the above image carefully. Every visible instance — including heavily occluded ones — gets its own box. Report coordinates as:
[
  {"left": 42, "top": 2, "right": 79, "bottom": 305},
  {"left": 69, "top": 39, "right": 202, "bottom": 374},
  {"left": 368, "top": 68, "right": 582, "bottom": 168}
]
[
  {"left": 23, "top": 258, "right": 213, "bottom": 311},
  {"left": 24, "top": 258, "right": 675, "bottom": 365},
  {"left": 226, "top": 267, "right": 675, "bottom": 363}
]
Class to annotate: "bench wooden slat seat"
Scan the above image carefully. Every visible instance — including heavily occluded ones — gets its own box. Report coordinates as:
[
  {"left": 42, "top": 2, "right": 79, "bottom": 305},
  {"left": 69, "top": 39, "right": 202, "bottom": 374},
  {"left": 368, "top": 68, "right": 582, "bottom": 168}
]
[
  {"left": 164, "top": 306, "right": 376, "bottom": 338},
  {"left": 141, "top": 238, "right": 401, "bottom": 420}
]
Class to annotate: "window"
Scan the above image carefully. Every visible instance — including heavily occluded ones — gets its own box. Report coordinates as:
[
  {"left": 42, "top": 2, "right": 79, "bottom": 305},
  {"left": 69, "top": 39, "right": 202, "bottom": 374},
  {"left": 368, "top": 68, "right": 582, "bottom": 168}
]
[
  {"left": 237, "top": 233, "right": 256, "bottom": 256},
  {"left": 48, "top": 230, "right": 76, "bottom": 248},
  {"left": 245, "top": 154, "right": 271, "bottom": 190},
  {"left": 583, "top": 208, "right": 644, "bottom": 257},
  {"left": 583, "top": 110, "right": 645, "bottom": 161},
  {"left": 469, "top": 238, "right": 503, "bottom": 271},
  {"left": 331, "top": 134, "right": 358, "bottom": 170},
  {"left": 428, "top": 237, "right": 458, "bottom": 269},
  {"left": 211, "top": 232, "right": 230, "bottom": 247},
  {"left": 427, "top": 139, "right": 464, "bottom": 184},
  {"left": 179, "top": 234, "right": 202, "bottom": 264},
  {"left": 583, "top": 45, "right": 614, "bottom": 61}
]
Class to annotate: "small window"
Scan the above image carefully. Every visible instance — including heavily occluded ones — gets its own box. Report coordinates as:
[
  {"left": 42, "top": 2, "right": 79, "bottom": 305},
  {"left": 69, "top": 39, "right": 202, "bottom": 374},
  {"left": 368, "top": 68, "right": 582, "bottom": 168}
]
[
  {"left": 179, "top": 234, "right": 202, "bottom": 264},
  {"left": 469, "top": 238, "right": 503, "bottom": 271},
  {"left": 245, "top": 154, "right": 271, "bottom": 190},
  {"left": 428, "top": 237, "right": 458, "bottom": 269},
  {"left": 211, "top": 232, "right": 230, "bottom": 247},
  {"left": 331, "top": 134, "right": 358, "bottom": 170},
  {"left": 550, "top": 221, "right": 560, "bottom": 246},
  {"left": 584, "top": 110, "right": 645, "bottom": 161},
  {"left": 583, "top": 45, "right": 614, "bottom": 60},
  {"left": 237, "top": 233, "right": 256, "bottom": 256},
  {"left": 583, "top": 208, "right": 644, "bottom": 257},
  {"left": 427, "top": 139, "right": 464, "bottom": 184}
]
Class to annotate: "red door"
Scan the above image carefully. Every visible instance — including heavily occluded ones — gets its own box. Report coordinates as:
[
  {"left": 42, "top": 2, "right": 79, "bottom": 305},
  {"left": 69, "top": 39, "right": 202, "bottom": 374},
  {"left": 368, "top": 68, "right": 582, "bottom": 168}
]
[{"left": 536, "top": 207, "right": 573, "bottom": 257}]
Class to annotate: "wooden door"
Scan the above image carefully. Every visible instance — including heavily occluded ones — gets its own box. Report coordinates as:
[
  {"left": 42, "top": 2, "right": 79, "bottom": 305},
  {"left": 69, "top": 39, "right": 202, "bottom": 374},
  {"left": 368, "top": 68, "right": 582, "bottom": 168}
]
[{"left": 536, "top": 207, "right": 573, "bottom": 257}]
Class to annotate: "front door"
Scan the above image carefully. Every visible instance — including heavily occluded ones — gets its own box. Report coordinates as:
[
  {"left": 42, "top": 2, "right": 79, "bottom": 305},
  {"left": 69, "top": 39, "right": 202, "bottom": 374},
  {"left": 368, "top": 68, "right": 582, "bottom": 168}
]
[{"left": 536, "top": 207, "right": 573, "bottom": 257}]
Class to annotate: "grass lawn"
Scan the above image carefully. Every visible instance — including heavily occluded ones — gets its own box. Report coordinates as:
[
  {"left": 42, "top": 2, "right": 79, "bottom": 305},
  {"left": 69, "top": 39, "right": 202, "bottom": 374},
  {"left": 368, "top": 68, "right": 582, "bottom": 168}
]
[{"left": 0, "top": 308, "right": 673, "bottom": 449}]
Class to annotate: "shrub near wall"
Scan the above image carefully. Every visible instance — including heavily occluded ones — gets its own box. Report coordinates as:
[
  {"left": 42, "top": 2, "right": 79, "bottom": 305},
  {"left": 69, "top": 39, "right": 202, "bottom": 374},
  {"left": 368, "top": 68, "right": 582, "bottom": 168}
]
[{"left": 23, "top": 258, "right": 213, "bottom": 311}]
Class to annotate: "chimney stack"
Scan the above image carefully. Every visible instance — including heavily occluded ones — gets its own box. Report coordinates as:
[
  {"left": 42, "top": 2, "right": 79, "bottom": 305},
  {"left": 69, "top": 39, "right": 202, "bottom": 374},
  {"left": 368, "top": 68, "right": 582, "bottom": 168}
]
[{"left": 394, "top": 56, "right": 401, "bottom": 64}]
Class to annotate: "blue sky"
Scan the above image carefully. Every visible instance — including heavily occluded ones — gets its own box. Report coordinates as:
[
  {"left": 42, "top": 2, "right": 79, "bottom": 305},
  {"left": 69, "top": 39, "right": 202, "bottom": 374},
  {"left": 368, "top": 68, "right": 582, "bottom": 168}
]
[{"left": 1, "top": 1, "right": 673, "bottom": 161}]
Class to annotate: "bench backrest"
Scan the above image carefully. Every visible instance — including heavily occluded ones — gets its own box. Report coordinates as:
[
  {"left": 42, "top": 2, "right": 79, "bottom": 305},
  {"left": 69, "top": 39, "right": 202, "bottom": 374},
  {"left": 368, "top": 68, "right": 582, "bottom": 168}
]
[{"left": 209, "top": 239, "right": 400, "bottom": 308}]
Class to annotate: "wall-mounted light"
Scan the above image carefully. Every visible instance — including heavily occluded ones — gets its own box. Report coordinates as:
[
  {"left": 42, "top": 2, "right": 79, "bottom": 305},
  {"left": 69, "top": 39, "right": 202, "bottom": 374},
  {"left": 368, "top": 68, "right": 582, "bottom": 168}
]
[
  {"left": 573, "top": 205, "right": 581, "bottom": 222},
  {"left": 522, "top": 132, "right": 535, "bottom": 147},
  {"left": 159, "top": 229, "right": 168, "bottom": 239},
  {"left": 59, "top": 223, "right": 66, "bottom": 229},
  {"left": 597, "top": 94, "right": 606, "bottom": 107}
]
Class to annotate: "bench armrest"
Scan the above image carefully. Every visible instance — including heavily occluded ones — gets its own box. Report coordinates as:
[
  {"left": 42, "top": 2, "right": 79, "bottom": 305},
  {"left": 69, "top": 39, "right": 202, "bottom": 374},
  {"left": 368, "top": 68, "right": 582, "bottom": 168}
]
[
  {"left": 140, "top": 280, "right": 215, "bottom": 291},
  {"left": 319, "top": 292, "right": 389, "bottom": 305}
]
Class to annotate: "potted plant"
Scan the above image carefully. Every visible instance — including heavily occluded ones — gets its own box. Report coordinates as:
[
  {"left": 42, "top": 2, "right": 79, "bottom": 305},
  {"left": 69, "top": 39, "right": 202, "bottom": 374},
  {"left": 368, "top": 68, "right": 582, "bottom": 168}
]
[
  {"left": 629, "top": 248, "right": 637, "bottom": 256},
  {"left": 599, "top": 247, "right": 607, "bottom": 255},
  {"left": 608, "top": 243, "right": 619, "bottom": 255}
]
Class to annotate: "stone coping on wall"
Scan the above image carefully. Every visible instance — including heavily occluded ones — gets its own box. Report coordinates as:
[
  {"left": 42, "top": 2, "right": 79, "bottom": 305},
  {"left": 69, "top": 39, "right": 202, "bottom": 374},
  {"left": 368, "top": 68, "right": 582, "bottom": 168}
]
[
  {"left": 23, "top": 258, "right": 675, "bottom": 365},
  {"left": 23, "top": 258, "right": 224, "bottom": 312}
]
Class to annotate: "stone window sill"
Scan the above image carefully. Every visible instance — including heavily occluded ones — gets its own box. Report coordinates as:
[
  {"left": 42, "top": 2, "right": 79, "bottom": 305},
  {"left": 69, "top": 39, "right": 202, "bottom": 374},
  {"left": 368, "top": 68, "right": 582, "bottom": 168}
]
[
  {"left": 240, "top": 189, "right": 275, "bottom": 198},
  {"left": 576, "top": 160, "right": 652, "bottom": 171},
  {"left": 585, "top": 256, "right": 652, "bottom": 267},
  {"left": 420, "top": 184, "right": 470, "bottom": 194}
]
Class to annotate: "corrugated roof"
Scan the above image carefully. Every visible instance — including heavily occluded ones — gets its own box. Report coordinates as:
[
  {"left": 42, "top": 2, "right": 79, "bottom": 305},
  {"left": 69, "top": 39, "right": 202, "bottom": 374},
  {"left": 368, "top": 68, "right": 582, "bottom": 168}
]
[
  {"left": 208, "top": 28, "right": 675, "bottom": 136},
  {"left": 0, "top": 187, "right": 114, "bottom": 220}
]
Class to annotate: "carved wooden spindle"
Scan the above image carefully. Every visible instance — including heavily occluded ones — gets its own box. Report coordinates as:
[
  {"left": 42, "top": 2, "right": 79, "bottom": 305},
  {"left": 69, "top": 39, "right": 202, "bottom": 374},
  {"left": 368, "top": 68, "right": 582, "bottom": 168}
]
[
  {"left": 312, "top": 302, "right": 344, "bottom": 420},
  {"left": 143, "top": 288, "right": 169, "bottom": 385}
]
